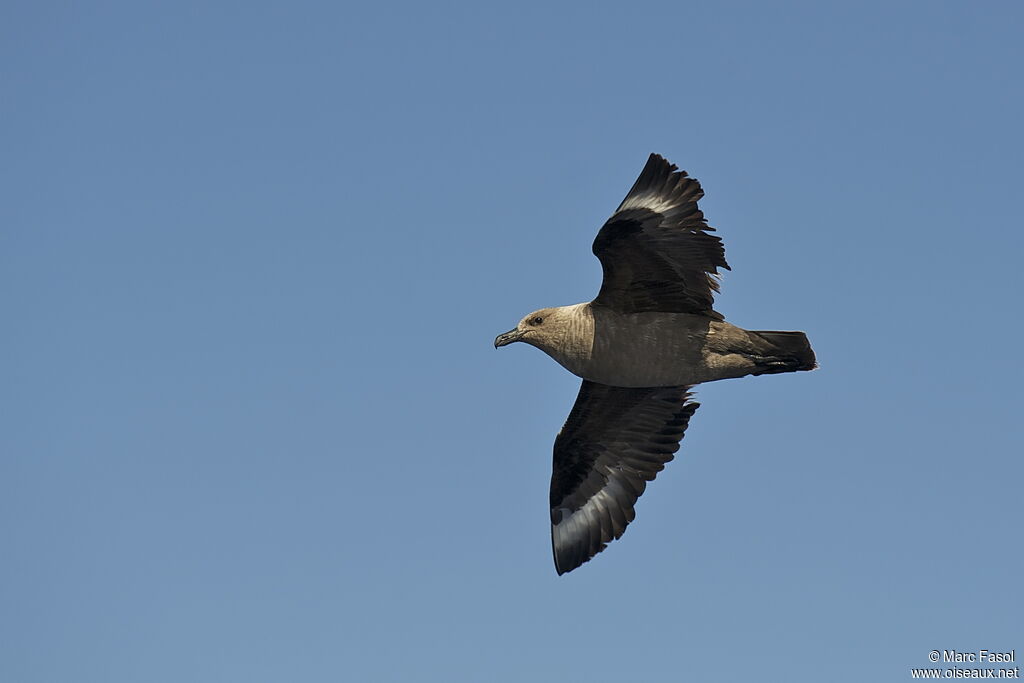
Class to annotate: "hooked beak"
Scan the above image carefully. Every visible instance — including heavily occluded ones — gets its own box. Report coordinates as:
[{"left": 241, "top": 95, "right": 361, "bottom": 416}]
[{"left": 494, "top": 328, "right": 524, "bottom": 348}]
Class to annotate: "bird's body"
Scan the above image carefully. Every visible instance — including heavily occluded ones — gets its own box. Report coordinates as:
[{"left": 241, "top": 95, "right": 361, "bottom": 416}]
[
  {"left": 494, "top": 154, "right": 816, "bottom": 575},
  {"left": 512, "top": 303, "right": 814, "bottom": 388}
]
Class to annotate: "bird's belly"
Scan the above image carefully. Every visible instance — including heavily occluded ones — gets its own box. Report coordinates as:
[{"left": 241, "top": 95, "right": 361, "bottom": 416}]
[
  {"left": 581, "top": 347, "right": 704, "bottom": 387},
  {"left": 577, "top": 311, "right": 712, "bottom": 388}
]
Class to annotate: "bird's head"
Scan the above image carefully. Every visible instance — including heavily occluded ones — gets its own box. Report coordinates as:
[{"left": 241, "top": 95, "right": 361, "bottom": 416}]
[{"left": 494, "top": 306, "right": 575, "bottom": 352}]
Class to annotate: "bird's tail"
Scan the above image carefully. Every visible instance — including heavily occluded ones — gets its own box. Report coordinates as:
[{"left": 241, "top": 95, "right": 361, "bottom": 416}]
[{"left": 749, "top": 331, "right": 817, "bottom": 374}]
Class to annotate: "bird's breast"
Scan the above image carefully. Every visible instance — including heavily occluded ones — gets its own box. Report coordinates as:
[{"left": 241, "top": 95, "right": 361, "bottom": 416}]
[{"left": 579, "top": 310, "right": 712, "bottom": 387}]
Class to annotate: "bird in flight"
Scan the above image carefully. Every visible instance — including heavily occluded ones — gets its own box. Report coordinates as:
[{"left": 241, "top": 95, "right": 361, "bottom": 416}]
[{"left": 494, "top": 154, "right": 816, "bottom": 575}]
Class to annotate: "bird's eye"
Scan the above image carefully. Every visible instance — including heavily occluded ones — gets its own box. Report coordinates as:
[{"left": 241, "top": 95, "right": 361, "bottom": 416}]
[{"left": 532, "top": 316, "right": 544, "bottom": 325}]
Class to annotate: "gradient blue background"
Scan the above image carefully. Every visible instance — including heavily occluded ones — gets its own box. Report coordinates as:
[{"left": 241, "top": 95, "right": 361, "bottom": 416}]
[{"left": 3, "top": 2, "right": 1022, "bottom": 681}]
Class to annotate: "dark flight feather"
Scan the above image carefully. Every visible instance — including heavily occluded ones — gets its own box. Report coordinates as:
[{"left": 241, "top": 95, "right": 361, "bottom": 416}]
[
  {"left": 592, "top": 154, "right": 730, "bottom": 317},
  {"left": 550, "top": 380, "right": 699, "bottom": 575}
]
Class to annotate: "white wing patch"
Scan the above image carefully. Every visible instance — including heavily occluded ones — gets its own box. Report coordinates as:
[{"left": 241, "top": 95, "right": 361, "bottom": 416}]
[{"left": 618, "top": 193, "right": 679, "bottom": 214}]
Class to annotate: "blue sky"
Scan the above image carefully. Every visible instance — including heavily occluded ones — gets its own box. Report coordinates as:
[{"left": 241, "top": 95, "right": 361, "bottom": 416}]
[{"left": 2, "top": 2, "right": 1022, "bottom": 681}]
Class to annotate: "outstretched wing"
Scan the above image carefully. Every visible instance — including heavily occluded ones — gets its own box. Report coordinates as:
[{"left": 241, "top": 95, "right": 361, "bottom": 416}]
[
  {"left": 592, "top": 154, "right": 729, "bottom": 316},
  {"left": 550, "top": 380, "right": 699, "bottom": 575}
]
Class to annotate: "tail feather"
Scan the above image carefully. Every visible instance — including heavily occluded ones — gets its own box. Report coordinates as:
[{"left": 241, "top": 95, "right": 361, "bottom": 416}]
[{"left": 750, "top": 331, "right": 817, "bottom": 373}]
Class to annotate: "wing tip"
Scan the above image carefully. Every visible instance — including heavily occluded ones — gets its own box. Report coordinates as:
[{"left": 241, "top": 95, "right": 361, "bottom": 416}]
[
  {"left": 617, "top": 152, "right": 707, "bottom": 219},
  {"left": 551, "top": 523, "right": 605, "bottom": 576},
  {"left": 646, "top": 152, "right": 678, "bottom": 173}
]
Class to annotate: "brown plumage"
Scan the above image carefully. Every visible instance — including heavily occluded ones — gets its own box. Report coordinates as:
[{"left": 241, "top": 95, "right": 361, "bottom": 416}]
[{"left": 495, "top": 154, "right": 816, "bottom": 575}]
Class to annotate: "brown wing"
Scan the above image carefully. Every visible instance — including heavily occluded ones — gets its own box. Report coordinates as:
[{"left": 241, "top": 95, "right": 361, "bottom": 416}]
[
  {"left": 550, "top": 380, "right": 699, "bottom": 575},
  {"left": 592, "top": 153, "right": 729, "bottom": 316}
]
